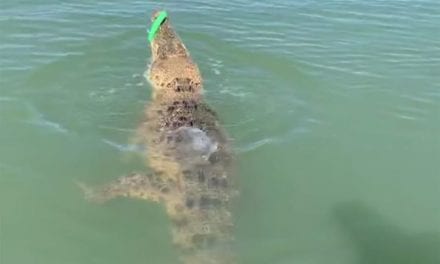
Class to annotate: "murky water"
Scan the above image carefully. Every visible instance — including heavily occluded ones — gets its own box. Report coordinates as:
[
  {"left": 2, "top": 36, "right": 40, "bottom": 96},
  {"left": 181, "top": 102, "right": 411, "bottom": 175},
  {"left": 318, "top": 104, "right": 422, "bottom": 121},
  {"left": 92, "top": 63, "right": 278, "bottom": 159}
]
[{"left": 1, "top": 1, "right": 439, "bottom": 263}]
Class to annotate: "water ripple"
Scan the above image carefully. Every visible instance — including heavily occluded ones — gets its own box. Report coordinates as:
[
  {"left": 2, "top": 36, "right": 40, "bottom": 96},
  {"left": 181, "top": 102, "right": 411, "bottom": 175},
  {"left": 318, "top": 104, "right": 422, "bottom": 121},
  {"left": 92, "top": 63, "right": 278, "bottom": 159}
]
[{"left": 101, "top": 139, "right": 143, "bottom": 153}]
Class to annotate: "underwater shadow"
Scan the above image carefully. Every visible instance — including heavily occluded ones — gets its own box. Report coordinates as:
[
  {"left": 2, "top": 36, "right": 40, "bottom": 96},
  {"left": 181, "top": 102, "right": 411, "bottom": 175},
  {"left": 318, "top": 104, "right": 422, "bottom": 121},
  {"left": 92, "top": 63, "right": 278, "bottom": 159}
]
[{"left": 333, "top": 201, "right": 440, "bottom": 264}]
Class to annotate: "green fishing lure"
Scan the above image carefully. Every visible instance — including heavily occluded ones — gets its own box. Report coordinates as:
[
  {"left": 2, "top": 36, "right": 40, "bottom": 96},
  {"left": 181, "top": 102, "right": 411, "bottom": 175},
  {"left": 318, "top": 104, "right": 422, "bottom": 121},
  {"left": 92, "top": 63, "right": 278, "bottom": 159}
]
[{"left": 148, "top": 11, "right": 168, "bottom": 43}]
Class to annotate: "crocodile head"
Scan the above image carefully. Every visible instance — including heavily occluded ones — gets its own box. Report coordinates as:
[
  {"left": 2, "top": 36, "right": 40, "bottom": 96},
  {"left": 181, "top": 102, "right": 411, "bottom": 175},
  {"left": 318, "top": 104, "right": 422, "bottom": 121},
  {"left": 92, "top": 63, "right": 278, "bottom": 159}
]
[
  {"left": 149, "top": 10, "right": 189, "bottom": 61},
  {"left": 147, "top": 11, "right": 203, "bottom": 99}
]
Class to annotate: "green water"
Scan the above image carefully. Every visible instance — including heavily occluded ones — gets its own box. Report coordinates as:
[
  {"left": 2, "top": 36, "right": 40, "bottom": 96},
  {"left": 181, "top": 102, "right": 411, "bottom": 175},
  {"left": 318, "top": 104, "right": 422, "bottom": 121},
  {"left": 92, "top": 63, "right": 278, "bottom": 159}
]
[{"left": 1, "top": 1, "right": 439, "bottom": 263}]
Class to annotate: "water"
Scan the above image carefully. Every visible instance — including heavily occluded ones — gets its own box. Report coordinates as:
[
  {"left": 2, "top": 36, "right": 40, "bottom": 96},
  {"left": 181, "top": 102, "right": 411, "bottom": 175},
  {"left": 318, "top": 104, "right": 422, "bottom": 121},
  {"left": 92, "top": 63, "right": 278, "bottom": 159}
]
[{"left": 1, "top": 0, "right": 439, "bottom": 263}]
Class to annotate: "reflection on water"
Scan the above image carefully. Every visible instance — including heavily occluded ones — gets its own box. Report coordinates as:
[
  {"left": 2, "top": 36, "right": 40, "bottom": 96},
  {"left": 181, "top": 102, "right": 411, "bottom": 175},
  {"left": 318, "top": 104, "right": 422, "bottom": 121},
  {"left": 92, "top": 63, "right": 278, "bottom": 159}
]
[{"left": 333, "top": 201, "right": 440, "bottom": 264}]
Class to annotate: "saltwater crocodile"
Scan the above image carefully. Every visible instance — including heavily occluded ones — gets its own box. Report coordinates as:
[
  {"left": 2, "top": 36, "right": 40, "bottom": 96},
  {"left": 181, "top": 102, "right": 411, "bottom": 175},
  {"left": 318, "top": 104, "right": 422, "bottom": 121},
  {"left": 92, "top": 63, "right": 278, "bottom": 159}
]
[{"left": 79, "top": 10, "right": 238, "bottom": 264}]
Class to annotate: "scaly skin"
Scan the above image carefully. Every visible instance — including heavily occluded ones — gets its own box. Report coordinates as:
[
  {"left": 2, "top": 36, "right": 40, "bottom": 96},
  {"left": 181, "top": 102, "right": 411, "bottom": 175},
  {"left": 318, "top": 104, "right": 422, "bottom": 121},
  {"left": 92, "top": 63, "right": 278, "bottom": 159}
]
[{"left": 79, "top": 11, "right": 238, "bottom": 264}]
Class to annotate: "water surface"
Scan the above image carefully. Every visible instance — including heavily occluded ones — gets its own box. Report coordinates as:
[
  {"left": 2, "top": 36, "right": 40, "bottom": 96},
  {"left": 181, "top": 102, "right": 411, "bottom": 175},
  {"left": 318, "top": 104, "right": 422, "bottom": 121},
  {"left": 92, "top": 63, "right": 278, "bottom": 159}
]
[{"left": 1, "top": 1, "right": 439, "bottom": 263}]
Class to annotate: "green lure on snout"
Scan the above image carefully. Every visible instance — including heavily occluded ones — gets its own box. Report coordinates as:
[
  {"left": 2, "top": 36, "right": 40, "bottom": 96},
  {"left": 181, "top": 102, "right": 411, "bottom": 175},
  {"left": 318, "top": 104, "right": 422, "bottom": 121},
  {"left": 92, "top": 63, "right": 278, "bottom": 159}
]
[{"left": 148, "top": 11, "right": 168, "bottom": 43}]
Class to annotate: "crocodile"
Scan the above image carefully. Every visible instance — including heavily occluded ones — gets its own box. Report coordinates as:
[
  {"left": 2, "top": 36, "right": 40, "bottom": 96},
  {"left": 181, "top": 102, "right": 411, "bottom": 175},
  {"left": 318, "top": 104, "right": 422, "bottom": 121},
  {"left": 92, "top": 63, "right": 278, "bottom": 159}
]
[{"left": 79, "top": 10, "right": 238, "bottom": 264}]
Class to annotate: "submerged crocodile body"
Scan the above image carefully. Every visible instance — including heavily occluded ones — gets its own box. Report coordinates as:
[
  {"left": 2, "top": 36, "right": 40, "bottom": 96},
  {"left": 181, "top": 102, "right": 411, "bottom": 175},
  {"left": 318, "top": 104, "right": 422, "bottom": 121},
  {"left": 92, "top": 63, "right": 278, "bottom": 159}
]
[{"left": 80, "top": 11, "right": 237, "bottom": 264}]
